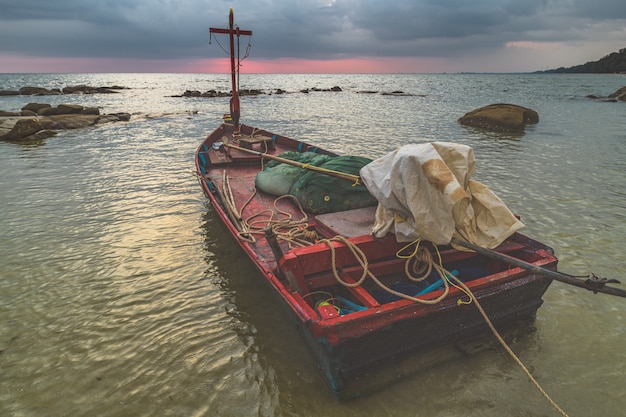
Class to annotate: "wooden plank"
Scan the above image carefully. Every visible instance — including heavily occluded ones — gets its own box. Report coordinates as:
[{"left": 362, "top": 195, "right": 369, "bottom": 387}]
[{"left": 339, "top": 271, "right": 381, "bottom": 308}]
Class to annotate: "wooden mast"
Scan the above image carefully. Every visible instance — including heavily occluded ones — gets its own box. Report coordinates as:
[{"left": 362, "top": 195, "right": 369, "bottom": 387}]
[{"left": 209, "top": 9, "right": 252, "bottom": 135}]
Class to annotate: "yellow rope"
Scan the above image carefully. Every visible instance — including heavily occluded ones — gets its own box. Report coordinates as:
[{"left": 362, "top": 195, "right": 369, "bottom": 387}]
[
  {"left": 232, "top": 184, "right": 316, "bottom": 247},
  {"left": 450, "top": 275, "right": 570, "bottom": 417},
  {"left": 215, "top": 156, "right": 568, "bottom": 416},
  {"left": 323, "top": 235, "right": 568, "bottom": 417},
  {"left": 218, "top": 140, "right": 321, "bottom": 247},
  {"left": 217, "top": 159, "right": 568, "bottom": 417},
  {"left": 400, "top": 240, "right": 474, "bottom": 305},
  {"left": 321, "top": 235, "right": 452, "bottom": 304}
]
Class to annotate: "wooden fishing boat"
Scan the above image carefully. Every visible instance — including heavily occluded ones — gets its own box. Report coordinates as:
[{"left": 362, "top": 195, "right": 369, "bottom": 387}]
[
  {"left": 196, "top": 120, "right": 559, "bottom": 393},
  {"left": 195, "top": 10, "right": 575, "bottom": 397}
]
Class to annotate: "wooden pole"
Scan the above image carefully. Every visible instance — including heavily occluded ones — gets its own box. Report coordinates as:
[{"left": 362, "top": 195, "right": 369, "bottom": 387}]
[
  {"left": 451, "top": 237, "right": 626, "bottom": 298},
  {"left": 209, "top": 9, "right": 252, "bottom": 134},
  {"left": 224, "top": 142, "right": 362, "bottom": 184}
]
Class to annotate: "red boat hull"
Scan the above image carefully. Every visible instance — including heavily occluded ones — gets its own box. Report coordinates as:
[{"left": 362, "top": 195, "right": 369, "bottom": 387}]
[{"left": 196, "top": 123, "right": 557, "bottom": 395}]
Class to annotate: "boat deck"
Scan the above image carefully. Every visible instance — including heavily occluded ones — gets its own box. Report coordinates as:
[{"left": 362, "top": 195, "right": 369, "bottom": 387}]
[{"left": 198, "top": 125, "right": 339, "bottom": 267}]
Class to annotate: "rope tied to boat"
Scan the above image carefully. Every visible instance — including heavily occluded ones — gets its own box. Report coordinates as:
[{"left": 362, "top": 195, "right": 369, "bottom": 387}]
[
  {"left": 322, "top": 235, "right": 569, "bottom": 417},
  {"left": 451, "top": 274, "right": 570, "bottom": 417},
  {"left": 234, "top": 194, "right": 316, "bottom": 247},
  {"left": 219, "top": 163, "right": 318, "bottom": 247},
  {"left": 398, "top": 239, "right": 474, "bottom": 305},
  {"left": 321, "top": 235, "right": 465, "bottom": 305},
  {"left": 204, "top": 166, "right": 570, "bottom": 415}
]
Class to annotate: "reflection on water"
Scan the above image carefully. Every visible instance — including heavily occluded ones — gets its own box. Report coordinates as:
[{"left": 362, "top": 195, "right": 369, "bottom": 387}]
[{"left": 0, "top": 73, "right": 624, "bottom": 417}]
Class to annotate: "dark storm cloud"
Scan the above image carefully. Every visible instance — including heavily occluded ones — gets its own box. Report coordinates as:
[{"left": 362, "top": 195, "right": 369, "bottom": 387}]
[
  {"left": 0, "top": 0, "right": 624, "bottom": 62},
  {"left": 565, "top": 0, "right": 626, "bottom": 19},
  {"left": 230, "top": 0, "right": 626, "bottom": 60},
  {"left": 0, "top": 0, "right": 213, "bottom": 59}
]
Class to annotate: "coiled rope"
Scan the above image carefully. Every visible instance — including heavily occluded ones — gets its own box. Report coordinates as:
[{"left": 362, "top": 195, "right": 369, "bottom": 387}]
[
  {"left": 220, "top": 159, "right": 317, "bottom": 247},
  {"left": 241, "top": 194, "right": 317, "bottom": 247},
  {"left": 321, "top": 235, "right": 470, "bottom": 305}
]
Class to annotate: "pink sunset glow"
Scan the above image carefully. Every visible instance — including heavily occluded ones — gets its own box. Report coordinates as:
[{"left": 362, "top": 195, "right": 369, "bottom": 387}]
[
  {"left": 0, "top": 53, "right": 448, "bottom": 74},
  {"left": 190, "top": 57, "right": 449, "bottom": 74}
]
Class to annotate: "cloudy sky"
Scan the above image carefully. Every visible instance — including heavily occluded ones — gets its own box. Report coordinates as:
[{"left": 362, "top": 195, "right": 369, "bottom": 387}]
[{"left": 1, "top": 0, "right": 625, "bottom": 73}]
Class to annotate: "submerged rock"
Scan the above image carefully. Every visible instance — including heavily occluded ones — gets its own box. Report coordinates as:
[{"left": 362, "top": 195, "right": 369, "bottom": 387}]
[
  {"left": 0, "top": 85, "right": 127, "bottom": 96},
  {"left": 608, "top": 86, "right": 626, "bottom": 101},
  {"left": 62, "top": 85, "right": 123, "bottom": 94},
  {"left": 585, "top": 85, "right": 626, "bottom": 102},
  {"left": 458, "top": 103, "right": 539, "bottom": 133},
  {"left": 178, "top": 89, "right": 230, "bottom": 98},
  {"left": 0, "top": 118, "right": 46, "bottom": 142},
  {"left": 0, "top": 103, "right": 131, "bottom": 143},
  {"left": 301, "top": 86, "right": 343, "bottom": 93}
]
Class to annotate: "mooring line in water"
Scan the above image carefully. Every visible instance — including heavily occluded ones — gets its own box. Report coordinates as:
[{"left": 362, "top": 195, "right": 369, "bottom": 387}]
[
  {"left": 326, "top": 236, "right": 569, "bottom": 416},
  {"left": 451, "top": 276, "right": 570, "bottom": 417}
]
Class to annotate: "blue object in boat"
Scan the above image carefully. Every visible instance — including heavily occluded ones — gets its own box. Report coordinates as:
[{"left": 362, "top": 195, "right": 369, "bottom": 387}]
[
  {"left": 371, "top": 281, "right": 429, "bottom": 303},
  {"left": 414, "top": 269, "right": 459, "bottom": 296},
  {"left": 337, "top": 295, "right": 367, "bottom": 313}
]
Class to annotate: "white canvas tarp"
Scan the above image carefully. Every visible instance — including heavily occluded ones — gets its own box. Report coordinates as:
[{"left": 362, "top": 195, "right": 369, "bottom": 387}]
[{"left": 359, "top": 142, "right": 524, "bottom": 249}]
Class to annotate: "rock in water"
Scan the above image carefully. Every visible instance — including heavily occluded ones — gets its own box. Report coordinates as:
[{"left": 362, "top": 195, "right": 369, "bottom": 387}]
[{"left": 458, "top": 103, "right": 539, "bottom": 133}]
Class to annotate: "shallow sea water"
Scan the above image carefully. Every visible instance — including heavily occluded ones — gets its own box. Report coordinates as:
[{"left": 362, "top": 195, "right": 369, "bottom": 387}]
[{"left": 0, "top": 73, "right": 624, "bottom": 416}]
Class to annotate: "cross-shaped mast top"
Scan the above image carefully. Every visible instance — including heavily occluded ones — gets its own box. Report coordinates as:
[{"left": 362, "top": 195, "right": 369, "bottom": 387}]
[{"left": 209, "top": 9, "right": 253, "bottom": 134}]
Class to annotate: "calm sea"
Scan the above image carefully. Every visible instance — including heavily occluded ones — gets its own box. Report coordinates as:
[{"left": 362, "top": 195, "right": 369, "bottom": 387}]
[{"left": 1, "top": 73, "right": 624, "bottom": 417}]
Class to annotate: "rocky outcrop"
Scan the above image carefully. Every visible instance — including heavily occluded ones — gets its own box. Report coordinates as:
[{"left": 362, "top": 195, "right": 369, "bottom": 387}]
[
  {"left": 1, "top": 103, "right": 131, "bottom": 143},
  {"left": 607, "top": 86, "right": 626, "bottom": 101},
  {"left": 174, "top": 85, "right": 419, "bottom": 97},
  {"left": 0, "top": 85, "right": 127, "bottom": 96},
  {"left": 177, "top": 88, "right": 267, "bottom": 98},
  {"left": 0, "top": 86, "right": 61, "bottom": 96},
  {"left": 62, "top": 85, "right": 126, "bottom": 94},
  {"left": 180, "top": 89, "right": 230, "bottom": 98},
  {"left": 0, "top": 118, "right": 52, "bottom": 142},
  {"left": 585, "top": 86, "right": 626, "bottom": 102},
  {"left": 300, "top": 86, "right": 342, "bottom": 93},
  {"left": 380, "top": 90, "right": 419, "bottom": 96},
  {"left": 458, "top": 103, "right": 539, "bottom": 133}
]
